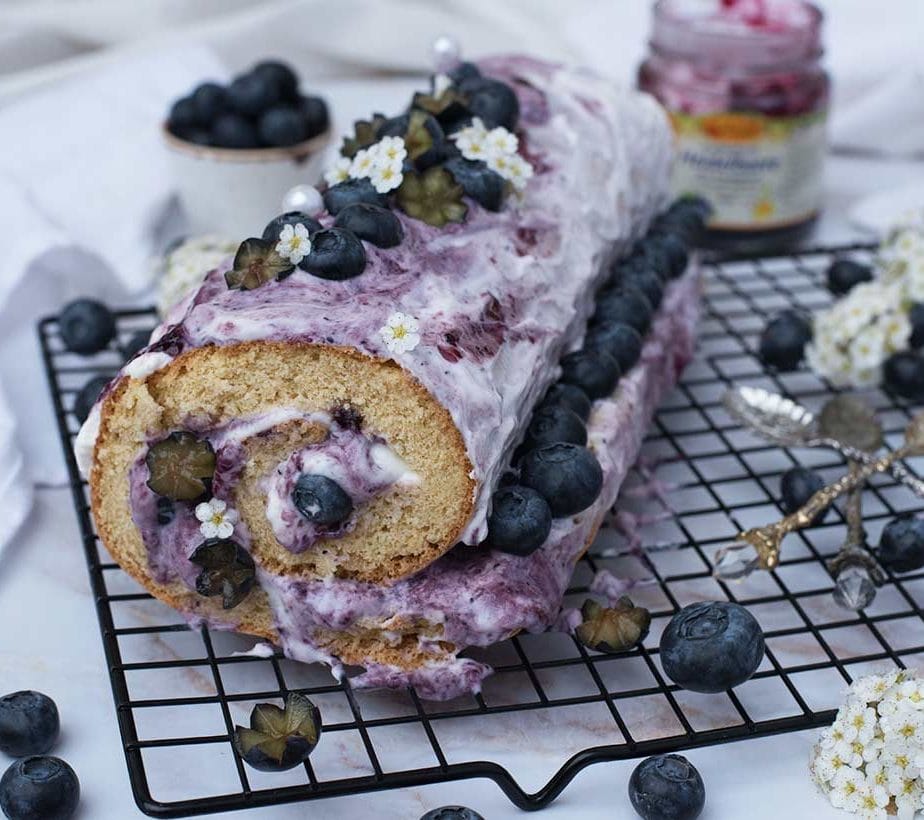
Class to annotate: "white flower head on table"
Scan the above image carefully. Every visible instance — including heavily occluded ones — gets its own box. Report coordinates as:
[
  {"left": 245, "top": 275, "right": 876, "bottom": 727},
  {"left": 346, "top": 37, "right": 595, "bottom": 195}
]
[
  {"left": 195, "top": 498, "right": 239, "bottom": 539},
  {"left": 810, "top": 669, "right": 924, "bottom": 819},
  {"left": 380, "top": 311, "right": 420, "bottom": 355},
  {"left": 274, "top": 223, "right": 312, "bottom": 265}
]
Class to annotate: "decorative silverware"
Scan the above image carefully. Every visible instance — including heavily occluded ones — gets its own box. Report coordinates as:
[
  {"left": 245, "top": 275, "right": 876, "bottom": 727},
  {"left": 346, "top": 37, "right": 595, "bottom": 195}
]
[{"left": 723, "top": 386, "right": 924, "bottom": 497}]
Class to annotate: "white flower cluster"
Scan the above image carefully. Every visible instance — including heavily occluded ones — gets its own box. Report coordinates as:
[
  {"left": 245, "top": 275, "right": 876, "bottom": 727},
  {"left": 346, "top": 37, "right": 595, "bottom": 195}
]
[
  {"left": 154, "top": 235, "right": 238, "bottom": 318},
  {"left": 324, "top": 135, "right": 407, "bottom": 194},
  {"left": 811, "top": 669, "right": 924, "bottom": 819},
  {"left": 451, "top": 118, "right": 533, "bottom": 191},
  {"left": 879, "top": 223, "right": 924, "bottom": 303},
  {"left": 806, "top": 280, "right": 911, "bottom": 387}
]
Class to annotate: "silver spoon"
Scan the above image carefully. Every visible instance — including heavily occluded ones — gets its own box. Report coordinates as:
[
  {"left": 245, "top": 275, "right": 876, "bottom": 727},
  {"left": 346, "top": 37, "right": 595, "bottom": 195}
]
[{"left": 723, "top": 386, "right": 924, "bottom": 496}]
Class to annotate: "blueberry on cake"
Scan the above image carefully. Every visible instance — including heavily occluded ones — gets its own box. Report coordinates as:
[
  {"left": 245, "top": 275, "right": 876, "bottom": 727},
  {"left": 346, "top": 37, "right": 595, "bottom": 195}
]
[{"left": 78, "top": 55, "right": 704, "bottom": 699}]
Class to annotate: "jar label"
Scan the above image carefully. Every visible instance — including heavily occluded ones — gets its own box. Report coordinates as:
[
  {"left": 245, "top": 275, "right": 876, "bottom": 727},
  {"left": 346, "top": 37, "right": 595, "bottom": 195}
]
[{"left": 668, "top": 110, "right": 827, "bottom": 231}]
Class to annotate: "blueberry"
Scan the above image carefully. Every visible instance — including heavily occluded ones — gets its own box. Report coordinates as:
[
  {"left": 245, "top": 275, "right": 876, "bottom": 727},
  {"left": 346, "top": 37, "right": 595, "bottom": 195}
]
[
  {"left": 759, "top": 309, "right": 812, "bottom": 371},
  {"left": 377, "top": 114, "right": 410, "bottom": 139},
  {"left": 190, "top": 538, "right": 256, "bottom": 610},
  {"left": 0, "top": 757, "right": 79, "bottom": 820},
  {"left": 617, "top": 265, "right": 663, "bottom": 310},
  {"left": 560, "top": 348, "right": 621, "bottom": 399},
  {"left": 660, "top": 601, "right": 765, "bottom": 692},
  {"left": 120, "top": 329, "right": 151, "bottom": 361},
  {"left": 167, "top": 96, "right": 198, "bottom": 133},
  {"left": 233, "top": 693, "right": 321, "bottom": 772},
  {"left": 184, "top": 129, "right": 213, "bottom": 146},
  {"left": 261, "top": 211, "right": 322, "bottom": 244},
  {"left": 0, "top": 692, "right": 59, "bottom": 757},
  {"left": 420, "top": 808, "right": 484, "bottom": 820},
  {"left": 257, "top": 105, "right": 308, "bottom": 146},
  {"left": 156, "top": 497, "right": 175, "bottom": 526},
  {"left": 210, "top": 113, "right": 260, "bottom": 149},
  {"left": 538, "top": 382, "right": 592, "bottom": 421},
  {"left": 59, "top": 298, "right": 115, "bottom": 354},
  {"left": 628, "top": 754, "right": 705, "bottom": 820},
  {"left": 252, "top": 60, "right": 299, "bottom": 101},
  {"left": 525, "top": 404, "right": 587, "bottom": 448},
  {"left": 190, "top": 82, "right": 228, "bottom": 123},
  {"left": 629, "top": 241, "right": 672, "bottom": 282},
  {"left": 780, "top": 466, "right": 829, "bottom": 523},
  {"left": 877, "top": 514, "right": 924, "bottom": 573},
  {"left": 827, "top": 258, "right": 873, "bottom": 296},
  {"left": 292, "top": 474, "right": 353, "bottom": 526},
  {"left": 301, "top": 228, "right": 366, "bottom": 280},
  {"left": 73, "top": 375, "right": 110, "bottom": 424},
  {"left": 462, "top": 78, "right": 519, "bottom": 130},
  {"left": 227, "top": 72, "right": 279, "bottom": 117},
  {"left": 592, "top": 286, "right": 653, "bottom": 336},
  {"left": 443, "top": 158, "right": 506, "bottom": 212},
  {"left": 586, "top": 322, "right": 643, "bottom": 373},
  {"left": 486, "top": 485, "right": 552, "bottom": 555},
  {"left": 299, "top": 95, "right": 329, "bottom": 138},
  {"left": 334, "top": 203, "right": 404, "bottom": 248},
  {"left": 910, "top": 303, "right": 924, "bottom": 349},
  {"left": 648, "top": 233, "right": 689, "bottom": 279},
  {"left": 449, "top": 61, "right": 482, "bottom": 85},
  {"left": 322, "top": 178, "right": 388, "bottom": 215},
  {"left": 883, "top": 352, "right": 924, "bottom": 401},
  {"left": 520, "top": 443, "right": 603, "bottom": 517}
]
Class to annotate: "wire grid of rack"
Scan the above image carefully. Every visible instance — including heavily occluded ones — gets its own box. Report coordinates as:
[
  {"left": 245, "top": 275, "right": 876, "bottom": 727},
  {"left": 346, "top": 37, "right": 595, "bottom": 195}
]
[{"left": 39, "top": 242, "right": 924, "bottom": 817}]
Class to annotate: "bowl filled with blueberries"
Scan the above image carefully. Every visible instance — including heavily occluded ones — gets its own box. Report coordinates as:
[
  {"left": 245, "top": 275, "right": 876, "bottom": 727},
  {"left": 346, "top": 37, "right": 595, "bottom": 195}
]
[{"left": 164, "top": 59, "right": 331, "bottom": 237}]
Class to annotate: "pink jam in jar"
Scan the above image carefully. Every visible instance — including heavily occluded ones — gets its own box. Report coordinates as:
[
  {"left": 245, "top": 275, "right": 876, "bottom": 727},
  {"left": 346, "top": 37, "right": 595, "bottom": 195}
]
[{"left": 639, "top": 0, "right": 829, "bottom": 244}]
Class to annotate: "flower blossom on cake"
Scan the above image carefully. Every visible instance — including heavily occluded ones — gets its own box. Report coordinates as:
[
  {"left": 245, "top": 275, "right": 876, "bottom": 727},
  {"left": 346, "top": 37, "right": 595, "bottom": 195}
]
[
  {"left": 380, "top": 311, "right": 420, "bottom": 354},
  {"left": 324, "top": 156, "right": 351, "bottom": 186},
  {"left": 452, "top": 118, "right": 534, "bottom": 190},
  {"left": 806, "top": 280, "right": 911, "bottom": 388},
  {"left": 274, "top": 223, "right": 312, "bottom": 265},
  {"left": 326, "top": 136, "right": 407, "bottom": 194},
  {"left": 349, "top": 147, "right": 377, "bottom": 179},
  {"left": 810, "top": 669, "right": 924, "bottom": 819},
  {"left": 195, "top": 498, "right": 238, "bottom": 539}
]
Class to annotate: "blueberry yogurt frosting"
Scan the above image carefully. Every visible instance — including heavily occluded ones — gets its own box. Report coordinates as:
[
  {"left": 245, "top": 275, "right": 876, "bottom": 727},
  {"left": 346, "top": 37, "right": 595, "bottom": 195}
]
[{"left": 78, "top": 54, "right": 703, "bottom": 699}]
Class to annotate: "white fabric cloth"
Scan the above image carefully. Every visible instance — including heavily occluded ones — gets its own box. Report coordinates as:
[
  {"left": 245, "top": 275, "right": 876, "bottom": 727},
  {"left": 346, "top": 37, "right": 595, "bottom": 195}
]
[{"left": 1, "top": 0, "right": 924, "bottom": 558}]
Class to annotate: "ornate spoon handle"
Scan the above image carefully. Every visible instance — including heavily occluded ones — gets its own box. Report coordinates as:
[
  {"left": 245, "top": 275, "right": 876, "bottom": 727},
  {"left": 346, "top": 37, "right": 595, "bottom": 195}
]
[{"left": 827, "top": 440, "right": 924, "bottom": 496}]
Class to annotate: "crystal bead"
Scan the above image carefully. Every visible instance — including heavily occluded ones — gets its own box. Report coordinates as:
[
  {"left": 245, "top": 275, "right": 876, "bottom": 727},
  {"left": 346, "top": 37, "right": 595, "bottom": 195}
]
[
  {"left": 712, "top": 544, "right": 760, "bottom": 581},
  {"left": 430, "top": 35, "right": 461, "bottom": 72},
  {"left": 833, "top": 563, "right": 876, "bottom": 611},
  {"left": 281, "top": 185, "right": 323, "bottom": 217}
]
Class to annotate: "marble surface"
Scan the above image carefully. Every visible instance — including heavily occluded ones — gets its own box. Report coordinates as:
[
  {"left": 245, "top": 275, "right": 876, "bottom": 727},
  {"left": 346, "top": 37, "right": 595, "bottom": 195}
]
[{"left": 4, "top": 95, "right": 924, "bottom": 820}]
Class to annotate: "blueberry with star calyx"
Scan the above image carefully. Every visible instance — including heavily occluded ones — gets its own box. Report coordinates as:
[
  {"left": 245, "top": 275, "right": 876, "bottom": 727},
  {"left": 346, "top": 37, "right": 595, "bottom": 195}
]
[
  {"left": 883, "top": 352, "right": 924, "bottom": 401},
  {"left": 420, "top": 808, "right": 485, "bottom": 820},
  {"left": 0, "top": 692, "right": 59, "bottom": 757},
  {"left": 560, "top": 348, "right": 621, "bottom": 399},
  {"left": 646, "top": 233, "right": 689, "bottom": 279},
  {"left": 292, "top": 474, "right": 354, "bottom": 526},
  {"left": 520, "top": 443, "right": 603, "bottom": 517},
  {"left": 211, "top": 113, "right": 260, "bottom": 149},
  {"left": 168, "top": 96, "right": 198, "bottom": 135},
  {"left": 877, "top": 514, "right": 924, "bottom": 573},
  {"left": 462, "top": 78, "right": 519, "bottom": 130},
  {"left": 660, "top": 601, "right": 764, "bottom": 693},
  {"left": 190, "top": 538, "right": 255, "bottom": 610},
  {"left": 592, "top": 286, "right": 653, "bottom": 336},
  {"left": 300, "top": 228, "right": 366, "bottom": 280},
  {"left": 585, "top": 321, "right": 643, "bottom": 373},
  {"left": 190, "top": 82, "right": 228, "bottom": 123},
  {"left": 258, "top": 105, "right": 308, "bottom": 146},
  {"left": 59, "top": 299, "right": 116, "bottom": 354},
  {"left": 299, "top": 95, "right": 329, "bottom": 138},
  {"left": 225, "top": 238, "right": 294, "bottom": 290},
  {"left": 629, "top": 754, "right": 705, "bottom": 820},
  {"left": 396, "top": 166, "right": 467, "bottom": 228},
  {"left": 228, "top": 71, "right": 279, "bottom": 117},
  {"left": 334, "top": 203, "right": 403, "bottom": 248},
  {"left": 617, "top": 265, "right": 664, "bottom": 310},
  {"left": 524, "top": 404, "right": 587, "bottom": 448},
  {"left": 759, "top": 309, "right": 812, "bottom": 371},
  {"left": 576, "top": 597, "right": 650, "bottom": 654},
  {"left": 538, "top": 382, "right": 592, "bottom": 421},
  {"left": 252, "top": 60, "right": 299, "bottom": 101},
  {"left": 443, "top": 157, "right": 506, "bottom": 212},
  {"left": 261, "top": 212, "right": 322, "bottom": 244},
  {"left": 486, "top": 485, "right": 552, "bottom": 555},
  {"left": 145, "top": 431, "right": 216, "bottom": 501},
  {"left": 233, "top": 693, "right": 321, "bottom": 772},
  {"left": 0, "top": 757, "right": 79, "bottom": 820},
  {"left": 73, "top": 375, "right": 110, "bottom": 424},
  {"left": 449, "top": 61, "right": 481, "bottom": 85},
  {"left": 322, "top": 178, "right": 388, "bottom": 215},
  {"left": 780, "top": 466, "right": 830, "bottom": 524},
  {"left": 827, "top": 258, "right": 873, "bottom": 296}
]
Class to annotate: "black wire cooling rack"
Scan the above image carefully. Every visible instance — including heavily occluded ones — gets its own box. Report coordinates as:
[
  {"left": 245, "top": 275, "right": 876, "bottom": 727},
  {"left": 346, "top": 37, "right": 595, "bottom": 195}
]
[{"left": 39, "top": 243, "right": 924, "bottom": 817}]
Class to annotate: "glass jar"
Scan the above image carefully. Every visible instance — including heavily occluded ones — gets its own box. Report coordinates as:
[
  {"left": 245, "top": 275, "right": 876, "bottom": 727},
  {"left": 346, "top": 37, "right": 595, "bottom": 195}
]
[{"left": 639, "top": 0, "right": 829, "bottom": 248}]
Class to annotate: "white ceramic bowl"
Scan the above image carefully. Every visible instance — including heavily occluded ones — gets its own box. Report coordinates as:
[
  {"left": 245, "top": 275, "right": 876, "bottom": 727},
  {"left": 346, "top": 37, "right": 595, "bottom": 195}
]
[{"left": 164, "top": 126, "right": 331, "bottom": 238}]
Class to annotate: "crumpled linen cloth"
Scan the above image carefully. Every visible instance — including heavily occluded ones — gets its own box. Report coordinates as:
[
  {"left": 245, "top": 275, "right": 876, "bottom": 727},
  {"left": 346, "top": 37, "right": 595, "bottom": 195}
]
[{"left": 1, "top": 0, "right": 923, "bottom": 557}]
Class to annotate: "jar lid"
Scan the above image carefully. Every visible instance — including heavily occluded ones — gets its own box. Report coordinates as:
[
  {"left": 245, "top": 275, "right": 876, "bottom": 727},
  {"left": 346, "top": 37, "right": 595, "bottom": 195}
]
[{"left": 651, "top": 0, "right": 824, "bottom": 71}]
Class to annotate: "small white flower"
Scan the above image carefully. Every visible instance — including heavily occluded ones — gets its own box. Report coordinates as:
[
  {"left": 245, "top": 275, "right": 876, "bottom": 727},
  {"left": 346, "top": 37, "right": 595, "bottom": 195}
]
[
  {"left": 486, "top": 126, "right": 518, "bottom": 157},
  {"left": 453, "top": 118, "right": 490, "bottom": 161},
  {"left": 195, "top": 498, "right": 238, "bottom": 539},
  {"left": 380, "top": 311, "right": 420, "bottom": 354},
  {"left": 502, "top": 154, "right": 534, "bottom": 191},
  {"left": 376, "top": 136, "right": 407, "bottom": 166},
  {"left": 432, "top": 73, "right": 453, "bottom": 99},
  {"left": 275, "top": 223, "right": 312, "bottom": 265},
  {"left": 324, "top": 156, "right": 352, "bottom": 186},
  {"left": 369, "top": 158, "right": 404, "bottom": 194},
  {"left": 349, "top": 147, "right": 377, "bottom": 179}
]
